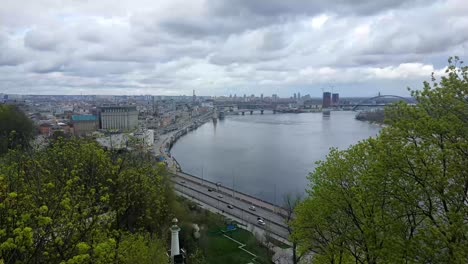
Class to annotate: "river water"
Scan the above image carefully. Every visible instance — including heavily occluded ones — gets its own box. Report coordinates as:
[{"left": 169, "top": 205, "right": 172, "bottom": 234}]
[{"left": 171, "top": 111, "right": 381, "bottom": 204}]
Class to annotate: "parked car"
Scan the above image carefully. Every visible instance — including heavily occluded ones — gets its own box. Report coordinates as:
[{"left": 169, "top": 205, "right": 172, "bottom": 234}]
[
  {"left": 249, "top": 205, "right": 256, "bottom": 211},
  {"left": 217, "top": 194, "right": 223, "bottom": 198},
  {"left": 208, "top": 188, "right": 214, "bottom": 192},
  {"left": 227, "top": 204, "right": 234, "bottom": 209}
]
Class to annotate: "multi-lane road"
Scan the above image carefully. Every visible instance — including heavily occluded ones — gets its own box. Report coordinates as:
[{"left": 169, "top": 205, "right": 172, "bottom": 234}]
[{"left": 171, "top": 172, "right": 291, "bottom": 241}]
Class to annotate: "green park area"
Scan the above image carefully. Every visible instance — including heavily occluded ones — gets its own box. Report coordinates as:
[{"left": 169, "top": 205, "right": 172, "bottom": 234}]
[
  {"left": 201, "top": 225, "right": 271, "bottom": 264},
  {"left": 174, "top": 196, "right": 273, "bottom": 264}
]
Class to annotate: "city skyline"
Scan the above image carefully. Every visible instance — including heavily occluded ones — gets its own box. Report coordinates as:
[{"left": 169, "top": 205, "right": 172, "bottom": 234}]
[{"left": 1, "top": 0, "right": 467, "bottom": 96}]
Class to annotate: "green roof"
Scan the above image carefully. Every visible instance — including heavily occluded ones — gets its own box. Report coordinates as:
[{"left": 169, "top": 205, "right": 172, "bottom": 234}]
[{"left": 72, "top": 115, "right": 97, "bottom": 122}]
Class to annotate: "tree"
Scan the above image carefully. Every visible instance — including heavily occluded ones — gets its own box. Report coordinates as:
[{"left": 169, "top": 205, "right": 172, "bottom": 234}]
[
  {"left": 293, "top": 57, "right": 468, "bottom": 263},
  {"left": 0, "top": 138, "right": 171, "bottom": 263},
  {"left": 283, "top": 192, "right": 304, "bottom": 264},
  {"left": 187, "top": 248, "right": 206, "bottom": 264},
  {"left": 0, "top": 105, "right": 35, "bottom": 155}
]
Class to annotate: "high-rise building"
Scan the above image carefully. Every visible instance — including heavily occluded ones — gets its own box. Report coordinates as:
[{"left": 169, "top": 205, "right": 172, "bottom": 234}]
[
  {"left": 332, "top": 93, "right": 339, "bottom": 106},
  {"left": 99, "top": 106, "right": 138, "bottom": 131},
  {"left": 293, "top": 93, "right": 297, "bottom": 100},
  {"left": 298, "top": 92, "right": 301, "bottom": 99},
  {"left": 260, "top": 94, "right": 263, "bottom": 100},
  {"left": 272, "top": 94, "right": 278, "bottom": 102},
  {"left": 322, "top": 92, "right": 332, "bottom": 108}
]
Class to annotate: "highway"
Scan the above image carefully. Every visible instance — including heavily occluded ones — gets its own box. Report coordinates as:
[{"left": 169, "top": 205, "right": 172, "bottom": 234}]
[{"left": 171, "top": 174, "right": 291, "bottom": 241}]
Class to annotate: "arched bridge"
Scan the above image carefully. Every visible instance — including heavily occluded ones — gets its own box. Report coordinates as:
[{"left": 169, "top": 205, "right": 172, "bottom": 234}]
[{"left": 352, "top": 95, "right": 415, "bottom": 111}]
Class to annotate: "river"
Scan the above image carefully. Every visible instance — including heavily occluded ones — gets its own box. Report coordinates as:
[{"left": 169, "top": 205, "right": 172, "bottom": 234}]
[{"left": 171, "top": 111, "right": 381, "bottom": 204}]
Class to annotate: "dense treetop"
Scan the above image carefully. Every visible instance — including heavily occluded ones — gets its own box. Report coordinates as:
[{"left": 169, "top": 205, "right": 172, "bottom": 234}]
[
  {"left": 0, "top": 139, "right": 173, "bottom": 263},
  {"left": 0, "top": 105, "right": 35, "bottom": 155}
]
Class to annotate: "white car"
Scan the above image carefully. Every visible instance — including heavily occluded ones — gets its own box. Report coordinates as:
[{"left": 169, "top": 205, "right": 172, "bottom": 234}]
[
  {"left": 249, "top": 205, "right": 256, "bottom": 211},
  {"left": 217, "top": 194, "right": 223, "bottom": 198},
  {"left": 257, "top": 218, "right": 266, "bottom": 225}
]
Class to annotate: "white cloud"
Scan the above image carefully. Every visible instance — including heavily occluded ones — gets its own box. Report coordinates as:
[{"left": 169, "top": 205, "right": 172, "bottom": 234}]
[{"left": 310, "top": 14, "right": 329, "bottom": 30}]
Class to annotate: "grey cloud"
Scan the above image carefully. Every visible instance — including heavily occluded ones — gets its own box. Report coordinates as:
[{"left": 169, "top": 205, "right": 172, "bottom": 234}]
[
  {"left": 0, "top": 53, "right": 24, "bottom": 66},
  {"left": 0, "top": 32, "right": 27, "bottom": 66},
  {"left": 24, "top": 30, "right": 61, "bottom": 51},
  {"left": 78, "top": 30, "right": 103, "bottom": 43},
  {"left": 159, "top": 15, "right": 274, "bottom": 38},
  {"left": 160, "top": 0, "right": 429, "bottom": 40},
  {"left": 209, "top": 0, "right": 427, "bottom": 17},
  {"left": 207, "top": 26, "right": 292, "bottom": 65},
  {"left": 28, "top": 59, "right": 68, "bottom": 73},
  {"left": 358, "top": 2, "right": 468, "bottom": 56},
  {"left": 0, "top": 0, "right": 464, "bottom": 96}
]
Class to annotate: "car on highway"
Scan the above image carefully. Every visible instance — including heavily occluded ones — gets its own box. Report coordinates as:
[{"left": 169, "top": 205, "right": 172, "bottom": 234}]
[
  {"left": 227, "top": 204, "right": 234, "bottom": 209},
  {"left": 180, "top": 180, "right": 186, "bottom": 184},
  {"left": 249, "top": 205, "right": 256, "bottom": 211},
  {"left": 208, "top": 188, "right": 214, "bottom": 192},
  {"left": 257, "top": 217, "right": 266, "bottom": 225},
  {"left": 217, "top": 194, "right": 223, "bottom": 198}
]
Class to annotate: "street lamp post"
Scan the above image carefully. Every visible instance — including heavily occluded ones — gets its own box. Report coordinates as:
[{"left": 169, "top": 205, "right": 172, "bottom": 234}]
[
  {"left": 273, "top": 184, "right": 277, "bottom": 213},
  {"left": 201, "top": 165, "right": 204, "bottom": 187}
]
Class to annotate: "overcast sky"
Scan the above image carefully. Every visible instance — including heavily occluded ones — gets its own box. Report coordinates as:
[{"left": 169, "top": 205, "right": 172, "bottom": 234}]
[{"left": 1, "top": 0, "right": 467, "bottom": 97}]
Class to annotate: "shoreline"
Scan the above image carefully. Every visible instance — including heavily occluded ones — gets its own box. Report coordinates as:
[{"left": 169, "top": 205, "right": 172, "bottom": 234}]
[{"left": 154, "top": 112, "right": 213, "bottom": 172}]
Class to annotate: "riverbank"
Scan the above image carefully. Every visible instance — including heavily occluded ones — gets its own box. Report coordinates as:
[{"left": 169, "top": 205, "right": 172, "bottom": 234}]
[{"left": 153, "top": 112, "right": 213, "bottom": 172}]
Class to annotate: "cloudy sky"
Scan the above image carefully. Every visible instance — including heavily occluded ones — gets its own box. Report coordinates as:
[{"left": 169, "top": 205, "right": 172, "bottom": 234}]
[{"left": 1, "top": 0, "right": 467, "bottom": 97}]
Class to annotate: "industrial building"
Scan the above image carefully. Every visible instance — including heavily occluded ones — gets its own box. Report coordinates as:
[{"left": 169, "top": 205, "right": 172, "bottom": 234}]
[{"left": 99, "top": 106, "right": 138, "bottom": 131}]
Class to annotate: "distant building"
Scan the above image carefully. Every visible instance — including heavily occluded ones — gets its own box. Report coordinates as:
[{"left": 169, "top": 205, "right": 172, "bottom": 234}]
[
  {"left": 72, "top": 115, "right": 98, "bottom": 136},
  {"left": 332, "top": 93, "right": 340, "bottom": 106},
  {"left": 298, "top": 92, "right": 301, "bottom": 99},
  {"left": 39, "top": 123, "right": 52, "bottom": 137},
  {"left": 322, "top": 92, "right": 332, "bottom": 108},
  {"left": 99, "top": 106, "right": 138, "bottom": 131},
  {"left": 304, "top": 99, "right": 322, "bottom": 110},
  {"left": 134, "top": 129, "right": 154, "bottom": 149}
]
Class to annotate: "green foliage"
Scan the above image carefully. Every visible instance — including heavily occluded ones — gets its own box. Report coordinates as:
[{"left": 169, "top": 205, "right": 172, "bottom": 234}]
[
  {"left": 355, "top": 109, "right": 385, "bottom": 124},
  {"left": 0, "top": 105, "right": 35, "bottom": 155},
  {"left": 187, "top": 248, "right": 206, "bottom": 264},
  {"left": 294, "top": 57, "right": 468, "bottom": 263},
  {"left": 0, "top": 138, "right": 171, "bottom": 263},
  {"left": 117, "top": 233, "right": 167, "bottom": 264}
]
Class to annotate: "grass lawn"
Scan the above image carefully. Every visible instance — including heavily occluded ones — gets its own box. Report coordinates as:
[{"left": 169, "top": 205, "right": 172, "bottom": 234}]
[
  {"left": 200, "top": 225, "right": 272, "bottom": 264},
  {"left": 175, "top": 196, "right": 273, "bottom": 263}
]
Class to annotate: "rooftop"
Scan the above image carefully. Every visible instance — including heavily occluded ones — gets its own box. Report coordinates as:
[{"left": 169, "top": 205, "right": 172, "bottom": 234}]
[{"left": 72, "top": 115, "right": 97, "bottom": 122}]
